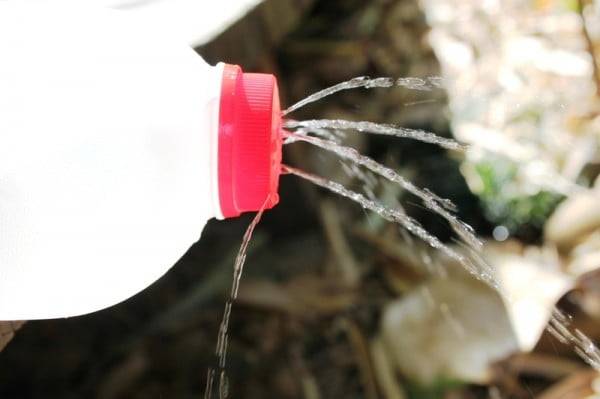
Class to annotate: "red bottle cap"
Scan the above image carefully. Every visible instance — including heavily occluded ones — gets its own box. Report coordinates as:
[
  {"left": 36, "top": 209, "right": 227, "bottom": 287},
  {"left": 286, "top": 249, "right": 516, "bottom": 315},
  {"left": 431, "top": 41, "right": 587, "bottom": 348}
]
[{"left": 218, "top": 64, "right": 282, "bottom": 218}]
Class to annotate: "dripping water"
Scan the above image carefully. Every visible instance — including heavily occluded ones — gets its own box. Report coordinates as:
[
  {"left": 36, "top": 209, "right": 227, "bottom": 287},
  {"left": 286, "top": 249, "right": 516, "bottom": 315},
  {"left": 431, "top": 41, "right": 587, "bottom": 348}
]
[{"left": 205, "top": 202, "right": 268, "bottom": 399}]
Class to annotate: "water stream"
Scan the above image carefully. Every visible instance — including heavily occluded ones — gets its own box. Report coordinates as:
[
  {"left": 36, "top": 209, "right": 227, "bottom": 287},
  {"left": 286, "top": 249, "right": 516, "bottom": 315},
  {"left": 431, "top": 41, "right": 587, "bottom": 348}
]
[
  {"left": 285, "top": 163, "right": 600, "bottom": 370},
  {"left": 285, "top": 132, "right": 484, "bottom": 255},
  {"left": 283, "top": 165, "right": 497, "bottom": 290},
  {"left": 282, "top": 76, "right": 600, "bottom": 371},
  {"left": 204, "top": 203, "right": 267, "bottom": 399},
  {"left": 282, "top": 76, "right": 447, "bottom": 116},
  {"left": 282, "top": 76, "right": 394, "bottom": 116},
  {"left": 284, "top": 119, "right": 465, "bottom": 151}
]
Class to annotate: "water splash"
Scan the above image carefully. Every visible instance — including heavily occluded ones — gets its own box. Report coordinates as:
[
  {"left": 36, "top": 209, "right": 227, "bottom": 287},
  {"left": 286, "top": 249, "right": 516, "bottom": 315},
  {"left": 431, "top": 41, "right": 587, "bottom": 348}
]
[
  {"left": 285, "top": 119, "right": 465, "bottom": 151},
  {"left": 205, "top": 202, "right": 268, "bottom": 399},
  {"left": 284, "top": 165, "right": 497, "bottom": 289},
  {"left": 285, "top": 132, "right": 483, "bottom": 252}
]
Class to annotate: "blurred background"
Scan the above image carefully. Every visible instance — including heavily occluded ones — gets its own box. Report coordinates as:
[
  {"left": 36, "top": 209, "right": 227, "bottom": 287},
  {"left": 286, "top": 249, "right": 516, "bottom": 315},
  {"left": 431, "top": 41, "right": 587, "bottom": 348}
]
[{"left": 2, "top": 0, "right": 600, "bottom": 397}]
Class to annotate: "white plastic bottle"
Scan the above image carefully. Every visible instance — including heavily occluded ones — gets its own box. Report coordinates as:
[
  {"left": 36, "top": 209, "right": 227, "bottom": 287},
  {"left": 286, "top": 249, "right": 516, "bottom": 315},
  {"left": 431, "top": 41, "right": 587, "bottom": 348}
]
[{"left": 0, "top": 2, "right": 282, "bottom": 320}]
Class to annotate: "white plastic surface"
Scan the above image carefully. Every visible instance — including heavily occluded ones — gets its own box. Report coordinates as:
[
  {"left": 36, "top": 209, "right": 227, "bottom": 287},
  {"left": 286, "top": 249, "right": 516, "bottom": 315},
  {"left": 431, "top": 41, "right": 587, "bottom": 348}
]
[
  {"left": 103, "top": 0, "right": 264, "bottom": 47},
  {"left": 0, "top": 2, "right": 223, "bottom": 319},
  {"left": 0, "top": 0, "right": 264, "bottom": 47}
]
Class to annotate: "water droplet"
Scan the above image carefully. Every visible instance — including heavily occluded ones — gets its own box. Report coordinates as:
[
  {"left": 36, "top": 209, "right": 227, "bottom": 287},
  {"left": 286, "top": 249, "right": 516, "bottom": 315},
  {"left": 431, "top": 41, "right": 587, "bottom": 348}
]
[{"left": 492, "top": 225, "right": 509, "bottom": 241}]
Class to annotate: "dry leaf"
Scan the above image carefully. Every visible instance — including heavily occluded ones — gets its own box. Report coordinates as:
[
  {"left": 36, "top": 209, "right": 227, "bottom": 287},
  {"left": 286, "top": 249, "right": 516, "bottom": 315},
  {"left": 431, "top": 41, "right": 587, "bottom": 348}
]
[
  {"left": 380, "top": 276, "right": 519, "bottom": 384},
  {"left": 0, "top": 321, "right": 25, "bottom": 352}
]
